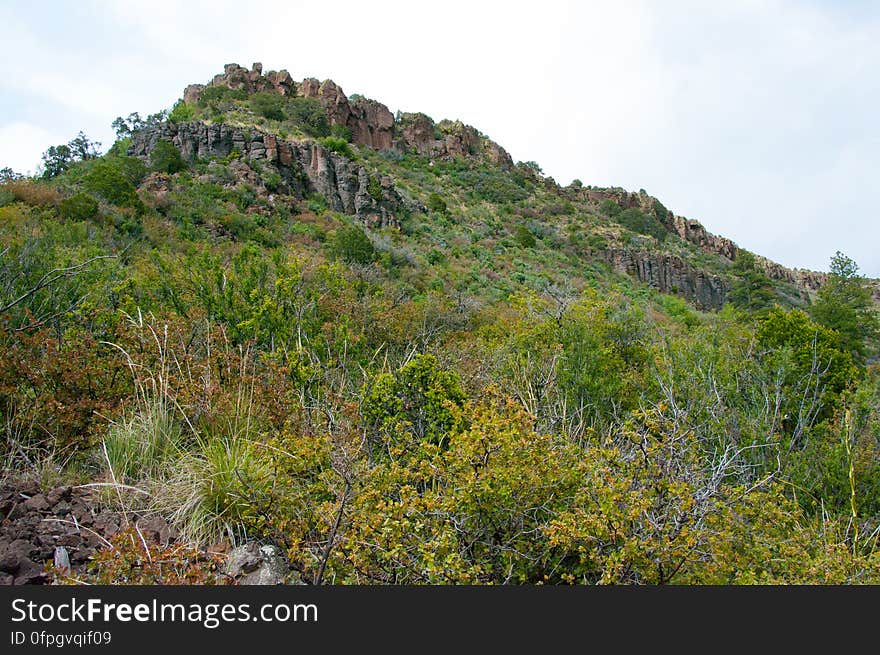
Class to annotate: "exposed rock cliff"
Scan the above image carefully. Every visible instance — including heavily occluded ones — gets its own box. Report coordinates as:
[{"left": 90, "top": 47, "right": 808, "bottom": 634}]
[
  {"left": 129, "top": 121, "right": 404, "bottom": 227},
  {"left": 182, "top": 63, "right": 513, "bottom": 169},
  {"left": 580, "top": 186, "right": 827, "bottom": 299},
  {"left": 600, "top": 248, "right": 728, "bottom": 310}
]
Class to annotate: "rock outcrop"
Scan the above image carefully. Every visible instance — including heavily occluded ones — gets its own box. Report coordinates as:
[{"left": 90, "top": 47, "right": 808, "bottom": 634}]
[
  {"left": 581, "top": 186, "right": 831, "bottom": 299},
  {"left": 184, "top": 62, "right": 296, "bottom": 105},
  {"left": 300, "top": 79, "right": 395, "bottom": 151},
  {"left": 396, "top": 113, "right": 514, "bottom": 169},
  {"left": 130, "top": 121, "right": 404, "bottom": 227},
  {"left": 600, "top": 248, "right": 728, "bottom": 310},
  {"left": 183, "top": 64, "right": 513, "bottom": 168}
]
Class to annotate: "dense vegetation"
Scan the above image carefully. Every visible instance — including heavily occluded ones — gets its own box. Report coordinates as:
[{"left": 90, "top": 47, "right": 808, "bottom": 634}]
[{"left": 2, "top": 84, "right": 879, "bottom": 585}]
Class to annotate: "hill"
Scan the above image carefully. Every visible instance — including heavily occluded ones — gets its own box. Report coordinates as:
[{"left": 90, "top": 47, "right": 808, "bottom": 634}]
[{"left": 1, "top": 62, "right": 879, "bottom": 585}]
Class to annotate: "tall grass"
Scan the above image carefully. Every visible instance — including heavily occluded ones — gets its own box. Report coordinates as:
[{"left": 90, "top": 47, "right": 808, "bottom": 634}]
[{"left": 100, "top": 312, "right": 270, "bottom": 546}]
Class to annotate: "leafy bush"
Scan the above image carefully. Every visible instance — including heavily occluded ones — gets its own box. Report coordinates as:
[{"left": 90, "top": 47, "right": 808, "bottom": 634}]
[
  {"left": 330, "top": 123, "right": 352, "bottom": 141},
  {"left": 615, "top": 207, "right": 667, "bottom": 242},
  {"left": 168, "top": 100, "right": 196, "bottom": 124},
  {"left": 362, "top": 353, "right": 466, "bottom": 450},
  {"left": 331, "top": 224, "right": 376, "bottom": 264},
  {"left": 83, "top": 160, "right": 144, "bottom": 210},
  {"left": 600, "top": 199, "right": 622, "bottom": 217},
  {"left": 150, "top": 140, "right": 186, "bottom": 174},
  {"left": 514, "top": 224, "right": 536, "bottom": 248},
  {"left": 249, "top": 92, "right": 286, "bottom": 121},
  {"left": 317, "top": 136, "right": 354, "bottom": 158},
  {"left": 58, "top": 192, "right": 99, "bottom": 221},
  {"left": 197, "top": 86, "right": 246, "bottom": 109},
  {"left": 287, "top": 97, "right": 330, "bottom": 137},
  {"left": 427, "top": 193, "right": 448, "bottom": 215},
  {"left": 367, "top": 176, "right": 383, "bottom": 202}
]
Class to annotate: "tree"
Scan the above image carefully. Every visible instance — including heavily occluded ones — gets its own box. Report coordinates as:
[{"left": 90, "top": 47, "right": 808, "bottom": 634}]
[
  {"left": 362, "top": 354, "right": 467, "bottom": 451},
  {"left": 112, "top": 111, "right": 168, "bottom": 138},
  {"left": 0, "top": 167, "right": 22, "bottom": 182},
  {"left": 810, "top": 252, "right": 879, "bottom": 366},
  {"left": 66, "top": 131, "right": 101, "bottom": 161},
  {"left": 41, "top": 132, "right": 101, "bottom": 178},
  {"left": 331, "top": 225, "right": 376, "bottom": 265},
  {"left": 729, "top": 251, "right": 775, "bottom": 313},
  {"left": 150, "top": 140, "right": 186, "bottom": 174},
  {"left": 41, "top": 144, "right": 73, "bottom": 178}
]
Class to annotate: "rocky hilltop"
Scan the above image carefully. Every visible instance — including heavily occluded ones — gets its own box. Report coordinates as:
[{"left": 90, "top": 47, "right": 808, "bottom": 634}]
[
  {"left": 129, "top": 62, "right": 839, "bottom": 309},
  {"left": 182, "top": 63, "right": 514, "bottom": 169}
]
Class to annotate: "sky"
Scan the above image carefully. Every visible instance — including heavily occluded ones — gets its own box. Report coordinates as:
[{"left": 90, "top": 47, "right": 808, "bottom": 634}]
[{"left": 1, "top": 0, "right": 878, "bottom": 275}]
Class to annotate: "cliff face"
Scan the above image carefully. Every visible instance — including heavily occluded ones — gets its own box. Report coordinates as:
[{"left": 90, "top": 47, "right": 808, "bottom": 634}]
[
  {"left": 599, "top": 248, "right": 727, "bottom": 310},
  {"left": 129, "top": 121, "right": 405, "bottom": 228},
  {"left": 579, "top": 186, "right": 827, "bottom": 300}
]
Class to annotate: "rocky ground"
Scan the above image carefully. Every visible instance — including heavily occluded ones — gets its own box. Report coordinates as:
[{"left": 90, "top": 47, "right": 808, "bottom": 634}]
[{"left": 0, "top": 480, "right": 289, "bottom": 585}]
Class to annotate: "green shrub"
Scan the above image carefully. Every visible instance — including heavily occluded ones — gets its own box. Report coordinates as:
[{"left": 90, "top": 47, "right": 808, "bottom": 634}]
[
  {"left": 150, "top": 140, "right": 186, "bottom": 174},
  {"left": 197, "top": 86, "right": 246, "bottom": 109},
  {"left": 514, "top": 224, "right": 536, "bottom": 248},
  {"left": 427, "top": 192, "right": 448, "bottom": 215},
  {"left": 362, "top": 354, "right": 466, "bottom": 449},
  {"left": 330, "top": 123, "right": 352, "bottom": 141},
  {"left": 287, "top": 97, "right": 330, "bottom": 137},
  {"left": 58, "top": 192, "right": 99, "bottom": 221},
  {"left": 367, "top": 176, "right": 383, "bottom": 202},
  {"left": 263, "top": 171, "right": 282, "bottom": 192},
  {"left": 83, "top": 160, "right": 144, "bottom": 210},
  {"left": 317, "top": 136, "right": 354, "bottom": 158},
  {"left": 600, "top": 199, "right": 622, "bottom": 217},
  {"left": 168, "top": 100, "right": 196, "bottom": 124},
  {"left": 249, "top": 92, "right": 286, "bottom": 121},
  {"left": 331, "top": 224, "right": 376, "bottom": 264},
  {"left": 615, "top": 207, "right": 667, "bottom": 242}
]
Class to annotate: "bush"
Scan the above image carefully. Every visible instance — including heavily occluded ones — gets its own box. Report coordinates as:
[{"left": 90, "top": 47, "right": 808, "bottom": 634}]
[
  {"left": 168, "top": 100, "right": 196, "bottom": 124},
  {"left": 83, "top": 160, "right": 143, "bottom": 210},
  {"left": 288, "top": 97, "right": 330, "bottom": 137},
  {"left": 362, "top": 353, "right": 467, "bottom": 449},
  {"left": 331, "top": 224, "right": 376, "bottom": 264},
  {"left": 615, "top": 207, "right": 667, "bottom": 242},
  {"left": 150, "top": 140, "right": 186, "bottom": 174},
  {"left": 427, "top": 192, "right": 448, "bottom": 215},
  {"left": 330, "top": 123, "right": 352, "bottom": 141},
  {"left": 514, "top": 224, "right": 536, "bottom": 248},
  {"left": 58, "top": 192, "right": 99, "bottom": 221},
  {"left": 367, "top": 176, "right": 383, "bottom": 202},
  {"left": 317, "top": 136, "right": 354, "bottom": 158},
  {"left": 600, "top": 199, "right": 622, "bottom": 217},
  {"left": 197, "top": 86, "right": 246, "bottom": 109},
  {"left": 249, "top": 92, "right": 286, "bottom": 121}
]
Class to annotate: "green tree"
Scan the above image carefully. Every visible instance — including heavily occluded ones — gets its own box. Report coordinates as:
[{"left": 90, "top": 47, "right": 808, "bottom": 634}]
[
  {"left": 810, "top": 252, "right": 879, "bottom": 365},
  {"left": 331, "top": 224, "right": 375, "bottom": 264},
  {"left": 729, "top": 251, "right": 775, "bottom": 313},
  {"left": 150, "top": 140, "right": 186, "bottom": 174}
]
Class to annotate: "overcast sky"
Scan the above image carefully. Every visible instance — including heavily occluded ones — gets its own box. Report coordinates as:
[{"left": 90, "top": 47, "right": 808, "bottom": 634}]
[{"left": 1, "top": 0, "right": 877, "bottom": 275}]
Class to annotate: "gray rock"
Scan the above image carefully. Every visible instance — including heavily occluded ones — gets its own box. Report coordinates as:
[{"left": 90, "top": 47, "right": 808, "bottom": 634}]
[
  {"left": 225, "top": 543, "right": 288, "bottom": 585},
  {"left": 129, "top": 121, "right": 405, "bottom": 229}
]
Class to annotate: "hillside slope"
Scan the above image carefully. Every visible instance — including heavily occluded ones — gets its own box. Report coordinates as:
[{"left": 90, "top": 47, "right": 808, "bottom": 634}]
[{"left": 1, "top": 62, "right": 879, "bottom": 585}]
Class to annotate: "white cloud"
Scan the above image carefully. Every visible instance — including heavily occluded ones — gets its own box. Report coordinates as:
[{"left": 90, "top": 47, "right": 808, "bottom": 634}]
[
  {"left": 2, "top": 0, "right": 878, "bottom": 273},
  {"left": 0, "top": 123, "right": 58, "bottom": 175}
]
